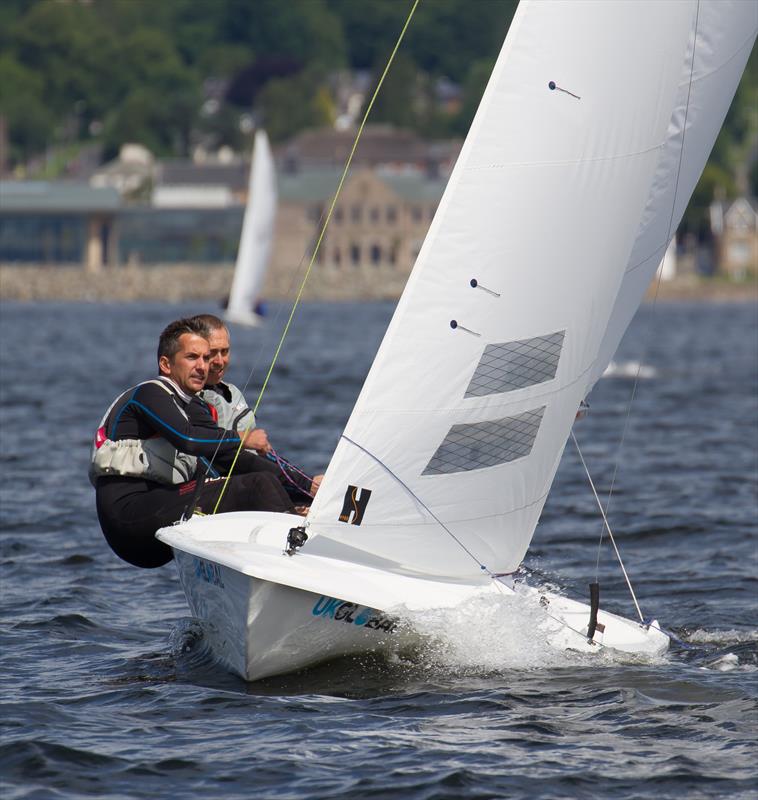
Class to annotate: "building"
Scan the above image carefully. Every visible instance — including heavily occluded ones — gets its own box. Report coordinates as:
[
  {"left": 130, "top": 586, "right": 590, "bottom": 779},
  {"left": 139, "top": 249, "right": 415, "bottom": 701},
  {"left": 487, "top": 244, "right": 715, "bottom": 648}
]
[
  {"left": 113, "top": 165, "right": 447, "bottom": 299},
  {"left": 710, "top": 196, "right": 758, "bottom": 280},
  {"left": 0, "top": 181, "right": 120, "bottom": 272},
  {"left": 276, "top": 124, "right": 462, "bottom": 175}
]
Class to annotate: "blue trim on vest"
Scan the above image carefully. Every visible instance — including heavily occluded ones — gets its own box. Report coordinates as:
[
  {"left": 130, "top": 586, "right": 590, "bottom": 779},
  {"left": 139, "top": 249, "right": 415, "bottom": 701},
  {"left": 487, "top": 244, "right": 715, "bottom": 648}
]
[{"left": 128, "top": 400, "right": 241, "bottom": 444}]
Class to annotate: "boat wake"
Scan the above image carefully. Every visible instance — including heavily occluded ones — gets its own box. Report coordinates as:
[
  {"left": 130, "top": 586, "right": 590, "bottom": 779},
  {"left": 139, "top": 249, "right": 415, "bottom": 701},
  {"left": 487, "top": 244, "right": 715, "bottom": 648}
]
[{"left": 398, "top": 591, "right": 668, "bottom": 676}]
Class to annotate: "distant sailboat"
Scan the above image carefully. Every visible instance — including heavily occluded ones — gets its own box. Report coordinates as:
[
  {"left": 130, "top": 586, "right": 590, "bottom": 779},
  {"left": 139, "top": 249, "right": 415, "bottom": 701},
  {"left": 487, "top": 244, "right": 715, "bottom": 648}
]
[
  {"left": 225, "top": 130, "right": 277, "bottom": 327},
  {"left": 159, "top": 0, "right": 757, "bottom": 681}
]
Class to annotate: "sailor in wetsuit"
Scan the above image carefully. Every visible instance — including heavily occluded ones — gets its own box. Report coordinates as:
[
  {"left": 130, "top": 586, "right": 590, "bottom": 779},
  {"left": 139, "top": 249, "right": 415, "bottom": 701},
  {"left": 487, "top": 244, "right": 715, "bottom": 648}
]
[
  {"left": 193, "top": 313, "right": 322, "bottom": 503},
  {"left": 90, "top": 317, "right": 303, "bottom": 569}
]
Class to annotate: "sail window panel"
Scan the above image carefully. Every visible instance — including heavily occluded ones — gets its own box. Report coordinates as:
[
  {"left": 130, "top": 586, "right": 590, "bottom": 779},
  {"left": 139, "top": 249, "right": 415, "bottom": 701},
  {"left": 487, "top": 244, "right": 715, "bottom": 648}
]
[
  {"left": 465, "top": 331, "right": 565, "bottom": 398},
  {"left": 422, "top": 407, "right": 545, "bottom": 476}
]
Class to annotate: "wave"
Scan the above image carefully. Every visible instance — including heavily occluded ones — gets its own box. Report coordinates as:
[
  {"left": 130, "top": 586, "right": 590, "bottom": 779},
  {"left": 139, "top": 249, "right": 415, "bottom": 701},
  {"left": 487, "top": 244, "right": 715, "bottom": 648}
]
[{"left": 685, "top": 628, "right": 758, "bottom": 645}]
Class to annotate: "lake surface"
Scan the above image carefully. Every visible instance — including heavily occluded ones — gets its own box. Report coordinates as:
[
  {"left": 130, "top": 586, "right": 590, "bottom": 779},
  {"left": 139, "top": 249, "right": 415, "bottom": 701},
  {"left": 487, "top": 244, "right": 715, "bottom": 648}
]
[{"left": 1, "top": 300, "right": 756, "bottom": 799}]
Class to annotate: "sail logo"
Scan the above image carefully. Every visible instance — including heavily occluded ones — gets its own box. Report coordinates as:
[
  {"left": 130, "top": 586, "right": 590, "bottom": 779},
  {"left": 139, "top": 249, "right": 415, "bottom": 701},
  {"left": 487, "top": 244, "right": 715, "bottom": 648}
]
[{"left": 338, "top": 485, "right": 372, "bottom": 525}]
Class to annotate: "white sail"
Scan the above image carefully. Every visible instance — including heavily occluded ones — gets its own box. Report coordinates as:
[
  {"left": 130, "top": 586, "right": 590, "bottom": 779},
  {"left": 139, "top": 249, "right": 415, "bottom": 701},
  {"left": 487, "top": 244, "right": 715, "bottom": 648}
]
[
  {"left": 587, "top": 0, "right": 757, "bottom": 390},
  {"left": 304, "top": 0, "right": 755, "bottom": 580},
  {"left": 226, "top": 130, "right": 277, "bottom": 326}
]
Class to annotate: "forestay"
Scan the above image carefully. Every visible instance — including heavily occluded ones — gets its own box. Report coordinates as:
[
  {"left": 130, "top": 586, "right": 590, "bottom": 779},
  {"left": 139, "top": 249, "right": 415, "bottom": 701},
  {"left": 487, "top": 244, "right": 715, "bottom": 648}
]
[
  {"left": 227, "top": 130, "right": 277, "bottom": 319},
  {"left": 305, "top": 1, "right": 756, "bottom": 580}
]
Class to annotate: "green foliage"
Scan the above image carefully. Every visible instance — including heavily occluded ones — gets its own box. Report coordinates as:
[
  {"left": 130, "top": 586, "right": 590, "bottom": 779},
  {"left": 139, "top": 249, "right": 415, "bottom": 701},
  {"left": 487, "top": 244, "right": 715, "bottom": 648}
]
[
  {"left": 0, "top": 53, "right": 53, "bottom": 161},
  {"left": 681, "top": 163, "right": 736, "bottom": 236},
  {"left": 259, "top": 69, "right": 335, "bottom": 142},
  {"left": 364, "top": 53, "right": 421, "bottom": 129}
]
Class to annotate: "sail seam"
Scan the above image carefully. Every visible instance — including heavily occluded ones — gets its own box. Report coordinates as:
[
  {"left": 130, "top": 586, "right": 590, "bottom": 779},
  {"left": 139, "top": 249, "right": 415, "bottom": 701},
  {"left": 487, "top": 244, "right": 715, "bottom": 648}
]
[
  {"left": 624, "top": 241, "right": 668, "bottom": 275},
  {"left": 686, "top": 26, "right": 758, "bottom": 85},
  {"left": 463, "top": 141, "right": 665, "bottom": 171},
  {"left": 358, "top": 359, "right": 595, "bottom": 416}
]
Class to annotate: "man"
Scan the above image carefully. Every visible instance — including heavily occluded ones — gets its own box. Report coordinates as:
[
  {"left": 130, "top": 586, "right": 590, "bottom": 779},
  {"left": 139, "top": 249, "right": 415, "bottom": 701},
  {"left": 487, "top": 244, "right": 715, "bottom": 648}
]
[
  {"left": 90, "top": 317, "right": 296, "bottom": 569},
  {"left": 193, "top": 313, "right": 322, "bottom": 501},
  {"left": 194, "top": 313, "right": 252, "bottom": 432}
]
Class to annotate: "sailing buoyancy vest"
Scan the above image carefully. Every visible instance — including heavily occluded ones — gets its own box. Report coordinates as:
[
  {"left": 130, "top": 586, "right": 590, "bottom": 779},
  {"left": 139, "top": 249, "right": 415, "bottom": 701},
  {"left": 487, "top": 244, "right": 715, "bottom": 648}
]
[
  {"left": 89, "top": 379, "right": 207, "bottom": 486},
  {"left": 199, "top": 381, "right": 255, "bottom": 432}
]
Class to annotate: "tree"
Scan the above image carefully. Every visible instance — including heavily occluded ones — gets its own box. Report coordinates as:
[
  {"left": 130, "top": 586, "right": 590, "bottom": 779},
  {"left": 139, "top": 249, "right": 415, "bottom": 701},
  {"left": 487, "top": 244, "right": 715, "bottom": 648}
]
[
  {"left": 258, "top": 69, "right": 335, "bottom": 142},
  {"left": 0, "top": 54, "right": 53, "bottom": 164}
]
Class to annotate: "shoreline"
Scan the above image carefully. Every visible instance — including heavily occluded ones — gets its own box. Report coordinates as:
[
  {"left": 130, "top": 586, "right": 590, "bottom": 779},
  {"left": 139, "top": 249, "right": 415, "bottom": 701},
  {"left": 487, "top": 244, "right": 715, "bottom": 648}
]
[{"left": 0, "top": 264, "right": 755, "bottom": 303}]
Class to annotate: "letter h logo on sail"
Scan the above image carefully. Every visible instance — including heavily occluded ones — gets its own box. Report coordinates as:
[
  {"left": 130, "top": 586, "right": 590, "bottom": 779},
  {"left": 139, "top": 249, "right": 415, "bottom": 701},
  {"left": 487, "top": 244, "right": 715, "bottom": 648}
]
[{"left": 338, "top": 485, "right": 372, "bottom": 526}]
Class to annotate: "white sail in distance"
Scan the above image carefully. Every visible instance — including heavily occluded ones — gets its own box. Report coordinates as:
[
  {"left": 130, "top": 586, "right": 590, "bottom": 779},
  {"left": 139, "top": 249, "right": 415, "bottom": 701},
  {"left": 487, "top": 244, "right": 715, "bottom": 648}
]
[
  {"left": 306, "top": 1, "right": 756, "bottom": 580},
  {"left": 226, "top": 130, "right": 277, "bottom": 326}
]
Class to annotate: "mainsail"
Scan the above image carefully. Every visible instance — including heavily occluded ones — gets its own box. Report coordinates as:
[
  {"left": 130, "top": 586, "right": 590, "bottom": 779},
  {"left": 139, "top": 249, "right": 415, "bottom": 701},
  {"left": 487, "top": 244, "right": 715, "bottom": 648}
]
[
  {"left": 226, "top": 129, "right": 277, "bottom": 325},
  {"left": 306, "top": 1, "right": 756, "bottom": 579}
]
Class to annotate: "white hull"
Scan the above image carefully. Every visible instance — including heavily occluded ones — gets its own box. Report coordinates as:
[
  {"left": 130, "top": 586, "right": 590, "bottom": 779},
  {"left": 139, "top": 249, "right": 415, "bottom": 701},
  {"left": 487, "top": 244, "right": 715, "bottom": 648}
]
[
  {"left": 171, "top": 547, "right": 412, "bottom": 681},
  {"left": 158, "top": 512, "right": 669, "bottom": 681}
]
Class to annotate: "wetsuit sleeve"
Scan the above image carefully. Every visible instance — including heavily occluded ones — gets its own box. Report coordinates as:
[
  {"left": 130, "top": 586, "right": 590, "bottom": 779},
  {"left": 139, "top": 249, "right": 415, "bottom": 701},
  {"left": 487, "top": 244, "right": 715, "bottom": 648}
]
[{"left": 124, "top": 383, "right": 244, "bottom": 458}]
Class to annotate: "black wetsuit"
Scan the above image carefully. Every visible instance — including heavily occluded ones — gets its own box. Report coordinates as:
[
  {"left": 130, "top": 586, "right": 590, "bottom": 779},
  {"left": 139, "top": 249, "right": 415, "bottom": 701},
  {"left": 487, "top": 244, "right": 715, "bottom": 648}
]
[{"left": 93, "top": 378, "right": 302, "bottom": 569}]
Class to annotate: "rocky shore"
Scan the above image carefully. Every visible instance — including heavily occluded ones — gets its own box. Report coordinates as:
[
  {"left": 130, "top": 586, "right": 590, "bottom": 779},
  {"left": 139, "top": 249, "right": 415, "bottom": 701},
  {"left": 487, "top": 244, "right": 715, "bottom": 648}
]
[{"left": 0, "top": 263, "right": 755, "bottom": 303}]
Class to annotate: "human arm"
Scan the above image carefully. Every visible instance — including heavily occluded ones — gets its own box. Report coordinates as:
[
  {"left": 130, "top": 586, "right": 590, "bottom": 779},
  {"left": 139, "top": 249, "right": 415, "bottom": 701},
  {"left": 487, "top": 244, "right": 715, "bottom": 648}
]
[{"left": 121, "top": 383, "right": 244, "bottom": 459}]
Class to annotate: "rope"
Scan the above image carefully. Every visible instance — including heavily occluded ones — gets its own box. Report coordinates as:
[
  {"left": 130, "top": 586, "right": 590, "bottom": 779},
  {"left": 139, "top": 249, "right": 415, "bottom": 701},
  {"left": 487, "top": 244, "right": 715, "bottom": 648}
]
[
  {"left": 342, "top": 435, "right": 615, "bottom": 650},
  {"left": 211, "top": 0, "right": 421, "bottom": 514},
  {"left": 269, "top": 449, "right": 316, "bottom": 498},
  {"left": 571, "top": 431, "right": 644, "bottom": 623}
]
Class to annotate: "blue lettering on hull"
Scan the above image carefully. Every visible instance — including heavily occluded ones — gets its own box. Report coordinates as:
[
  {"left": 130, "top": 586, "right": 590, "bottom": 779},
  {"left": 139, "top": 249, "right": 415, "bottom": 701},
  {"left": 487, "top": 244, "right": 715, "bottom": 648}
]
[
  {"left": 311, "top": 595, "right": 397, "bottom": 634},
  {"left": 192, "top": 557, "right": 225, "bottom": 588}
]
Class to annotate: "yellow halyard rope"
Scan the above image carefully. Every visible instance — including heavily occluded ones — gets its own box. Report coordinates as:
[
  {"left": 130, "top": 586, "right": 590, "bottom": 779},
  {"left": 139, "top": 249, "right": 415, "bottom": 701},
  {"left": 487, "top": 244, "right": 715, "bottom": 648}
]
[{"left": 212, "top": 0, "right": 421, "bottom": 514}]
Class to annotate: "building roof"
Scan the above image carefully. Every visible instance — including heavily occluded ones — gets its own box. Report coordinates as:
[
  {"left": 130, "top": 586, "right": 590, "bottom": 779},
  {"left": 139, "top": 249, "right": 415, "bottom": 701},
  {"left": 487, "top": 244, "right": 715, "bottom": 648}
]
[
  {"left": 277, "top": 167, "right": 448, "bottom": 204},
  {"left": 0, "top": 181, "right": 120, "bottom": 213},
  {"left": 158, "top": 161, "right": 249, "bottom": 193},
  {"left": 277, "top": 125, "right": 463, "bottom": 172}
]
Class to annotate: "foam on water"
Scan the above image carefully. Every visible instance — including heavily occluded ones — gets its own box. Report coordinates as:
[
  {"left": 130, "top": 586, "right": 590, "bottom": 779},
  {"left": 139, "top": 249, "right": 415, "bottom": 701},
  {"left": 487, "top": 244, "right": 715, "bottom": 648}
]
[
  {"left": 686, "top": 628, "right": 758, "bottom": 645},
  {"left": 404, "top": 593, "right": 573, "bottom": 673},
  {"left": 400, "top": 589, "right": 667, "bottom": 676}
]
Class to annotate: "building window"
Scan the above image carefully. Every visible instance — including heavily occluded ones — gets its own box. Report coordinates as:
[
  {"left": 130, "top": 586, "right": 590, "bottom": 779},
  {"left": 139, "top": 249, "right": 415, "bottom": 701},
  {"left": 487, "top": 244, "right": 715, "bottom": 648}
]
[
  {"left": 389, "top": 242, "right": 399, "bottom": 267},
  {"left": 308, "top": 204, "right": 323, "bottom": 223},
  {"left": 411, "top": 205, "right": 423, "bottom": 223},
  {"left": 386, "top": 206, "right": 397, "bottom": 224},
  {"left": 334, "top": 206, "right": 343, "bottom": 223},
  {"left": 334, "top": 246, "right": 342, "bottom": 267},
  {"left": 369, "top": 206, "right": 380, "bottom": 223},
  {"left": 370, "top": 244, "right": 382, "bottom": 265},
  {"left": 351, "top": 204, "right": 362, "bottom": 223},
  {"left": 350, "top": 243, "right": 361, "bottom": 266}
]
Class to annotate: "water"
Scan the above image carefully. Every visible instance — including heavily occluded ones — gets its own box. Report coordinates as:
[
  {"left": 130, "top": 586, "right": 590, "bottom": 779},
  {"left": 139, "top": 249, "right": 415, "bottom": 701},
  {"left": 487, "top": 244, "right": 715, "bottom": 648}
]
[{"left": 1, "top": 300, "right": 756, "bottom": 799}]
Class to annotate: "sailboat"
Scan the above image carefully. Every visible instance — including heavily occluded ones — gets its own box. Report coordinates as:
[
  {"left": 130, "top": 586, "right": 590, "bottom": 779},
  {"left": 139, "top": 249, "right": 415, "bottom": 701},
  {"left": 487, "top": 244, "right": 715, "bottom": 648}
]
[
  {"left": 224, "top": 129, "right": 277, "bottom": 327},
  {"left": 158, "top": 0, "right": 756, "bottom": 681}
]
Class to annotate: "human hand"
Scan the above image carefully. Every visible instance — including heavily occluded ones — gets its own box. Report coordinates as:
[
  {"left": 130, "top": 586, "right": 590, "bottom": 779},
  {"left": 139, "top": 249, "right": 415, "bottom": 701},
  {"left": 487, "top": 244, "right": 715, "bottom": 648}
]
[
  {"left": 310, "top": 474, "right": 324, "bottom": 496},
  {"left": 244, "top": 428, "right": 271, "bottom": 453}
]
